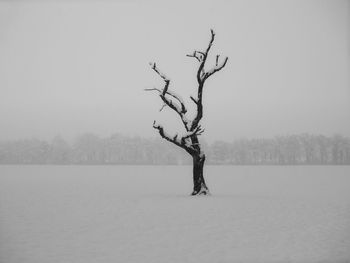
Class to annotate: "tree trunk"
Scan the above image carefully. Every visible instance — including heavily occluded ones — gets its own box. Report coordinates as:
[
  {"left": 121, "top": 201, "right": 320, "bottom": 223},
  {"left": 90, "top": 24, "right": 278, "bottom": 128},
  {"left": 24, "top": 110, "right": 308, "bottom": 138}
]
[{"left": 191, "top": 153, "right": 210, "bottom": 195}]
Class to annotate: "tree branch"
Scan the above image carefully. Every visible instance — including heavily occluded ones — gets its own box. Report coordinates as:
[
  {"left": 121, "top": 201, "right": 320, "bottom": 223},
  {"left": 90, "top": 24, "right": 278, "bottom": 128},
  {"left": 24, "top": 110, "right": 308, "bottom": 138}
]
[
  {"left": 187, "top": 29, "right": 228, "bottom": 132},
  {"left": 186, "top": 29, "right": 215, "bottom": 85},
  {"left": 149, "top": 62, "right": 169, "bottom": 83},
  {"left": 159, "top": 103, "right": 167, "bottom": 112},
  {"left": 145, "top": 87, "right": 187, "bottom": 114},
  {"left": 186, "top": 52, "right": 201, "bottom": 62},
  {"left": 152, "top": 121, "right": 195, "bottom": 155},
  {"left": 147, "top": 63, "right": 191, "bottom": 130},
  {"left": 183, "top": 125, "right": 205, "bottom": 139},
  {"left": 204, "top": 56, "right": 229, "bottom": 80},
  {"left": 190, "top": 96, "right": 198, "bottom": 105}
]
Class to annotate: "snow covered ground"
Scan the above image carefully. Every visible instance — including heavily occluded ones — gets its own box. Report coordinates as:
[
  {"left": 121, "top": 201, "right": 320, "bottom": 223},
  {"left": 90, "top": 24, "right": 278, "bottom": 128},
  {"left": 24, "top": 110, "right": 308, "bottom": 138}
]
[{"left": 1, "top": 165, "right": 349, "bottom": 263}]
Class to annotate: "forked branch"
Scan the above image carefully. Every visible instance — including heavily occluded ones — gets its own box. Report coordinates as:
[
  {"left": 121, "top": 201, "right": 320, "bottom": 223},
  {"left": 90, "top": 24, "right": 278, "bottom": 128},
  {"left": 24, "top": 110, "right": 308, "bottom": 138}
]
[
  {"left": 152, "top": 121, "right": 195, "bottom": 154},
  {"left": 146, "top": 62, "right": 191, "bottom": 130},
  {"left": 186, "top": 29, "right": 228, "bottom": 131}
]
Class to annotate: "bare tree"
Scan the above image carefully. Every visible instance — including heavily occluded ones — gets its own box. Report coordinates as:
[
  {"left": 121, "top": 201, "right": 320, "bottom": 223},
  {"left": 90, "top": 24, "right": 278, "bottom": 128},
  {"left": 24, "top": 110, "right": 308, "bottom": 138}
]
[{"left": 146, "top": 29, "right": 228, "bottom": 195}]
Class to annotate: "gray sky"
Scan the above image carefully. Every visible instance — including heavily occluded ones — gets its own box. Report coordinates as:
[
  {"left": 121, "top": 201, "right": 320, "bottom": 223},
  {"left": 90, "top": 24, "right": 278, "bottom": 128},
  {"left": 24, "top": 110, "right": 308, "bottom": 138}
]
[{"left": 0, "top": 0, "right": 349, "bottom": 142}]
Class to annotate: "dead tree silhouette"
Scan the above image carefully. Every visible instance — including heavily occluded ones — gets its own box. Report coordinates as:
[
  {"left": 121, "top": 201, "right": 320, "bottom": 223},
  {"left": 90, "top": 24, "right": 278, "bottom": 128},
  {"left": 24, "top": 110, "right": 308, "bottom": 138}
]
[{"left": 146, "top": 29, "right": 228, "bottom": 195}]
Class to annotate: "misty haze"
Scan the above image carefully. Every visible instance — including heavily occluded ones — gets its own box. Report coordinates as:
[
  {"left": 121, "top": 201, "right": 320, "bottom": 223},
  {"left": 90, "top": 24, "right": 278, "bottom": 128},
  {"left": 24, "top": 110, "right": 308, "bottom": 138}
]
[{"left": 1, "top": 1, "right": 350, "bottom": 263}]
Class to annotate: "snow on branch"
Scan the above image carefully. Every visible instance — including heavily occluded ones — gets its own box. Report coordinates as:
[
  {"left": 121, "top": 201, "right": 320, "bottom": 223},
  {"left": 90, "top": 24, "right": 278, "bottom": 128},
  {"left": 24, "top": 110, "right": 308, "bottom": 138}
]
[
  {"left": 152, "top": 121, "right": 195, "bottom": 154},
  {"left": 182, "top": 125, "right": 205, "bottom": 139},
  {"left": 186, "top": 51, "right": 204, "bottom": 62},
  {"left": 186, "top": 29, "right": 228, "bottom": 131},
  {"left": 204, "top": 56, "right": 228, "bottom": 79},
  {"left": 147, "top": 62, "right": 191, "bottom": 130},
  {"left": 148, "top": 63, "right": 186, "bottom": 113},
  {"left": 205, "top": 29, "right": 216, "bottom": 55},
  {"left": 165, "top": 89, "right": 187, "bottom": 114},
  {"left": 186, "top": 29, "right": 216, "bottom": 84},
  {"left": 187, "top": 29, "right": 228, "bottom": 84},
  {"left": 144, "top": 87, "right": 186, "bottom": 114}
]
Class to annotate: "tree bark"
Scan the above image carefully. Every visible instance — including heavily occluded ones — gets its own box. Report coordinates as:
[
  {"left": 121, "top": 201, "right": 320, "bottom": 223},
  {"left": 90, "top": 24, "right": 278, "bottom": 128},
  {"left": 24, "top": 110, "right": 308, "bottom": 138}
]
[{"left": 191, "top": 153, "right": 209, "bottom": 195}]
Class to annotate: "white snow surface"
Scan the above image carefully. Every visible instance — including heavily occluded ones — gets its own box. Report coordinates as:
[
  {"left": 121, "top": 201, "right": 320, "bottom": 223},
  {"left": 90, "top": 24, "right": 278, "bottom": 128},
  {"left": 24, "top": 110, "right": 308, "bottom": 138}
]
[{"left": 0, "top": 165, "right": 350, "bottom": 263}]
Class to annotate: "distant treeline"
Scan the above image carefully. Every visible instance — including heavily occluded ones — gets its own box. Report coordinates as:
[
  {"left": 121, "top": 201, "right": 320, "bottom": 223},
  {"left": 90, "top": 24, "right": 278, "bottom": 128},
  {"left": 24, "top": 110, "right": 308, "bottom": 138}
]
[{"left": 0, "top": 133, "right": 349, "bottom": 165}]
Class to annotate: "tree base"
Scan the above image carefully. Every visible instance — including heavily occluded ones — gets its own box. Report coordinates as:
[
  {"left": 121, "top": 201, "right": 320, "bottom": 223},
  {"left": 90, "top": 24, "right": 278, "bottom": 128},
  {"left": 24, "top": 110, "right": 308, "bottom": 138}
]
[{"left": 191, "top": 187, "right": 210, "bottom": 196}]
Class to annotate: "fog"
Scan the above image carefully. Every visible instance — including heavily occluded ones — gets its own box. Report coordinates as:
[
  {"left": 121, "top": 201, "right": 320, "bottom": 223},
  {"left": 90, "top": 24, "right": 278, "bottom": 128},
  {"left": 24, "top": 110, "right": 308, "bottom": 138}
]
[{"left": 0, "top": 0, "right": 349, "bottom": 142}]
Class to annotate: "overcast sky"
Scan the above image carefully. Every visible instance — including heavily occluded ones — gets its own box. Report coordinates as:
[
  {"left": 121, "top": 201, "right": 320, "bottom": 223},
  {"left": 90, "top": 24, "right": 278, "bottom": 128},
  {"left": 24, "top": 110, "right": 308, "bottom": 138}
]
[{"left": 0, "top": 0, "right": 349, "bottom": 142}]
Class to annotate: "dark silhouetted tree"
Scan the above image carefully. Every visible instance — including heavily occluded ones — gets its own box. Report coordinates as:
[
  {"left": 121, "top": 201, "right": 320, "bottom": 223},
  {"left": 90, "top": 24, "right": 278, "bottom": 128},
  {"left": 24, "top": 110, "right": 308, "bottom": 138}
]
[{"left": 146, "top": 30, "right": 228, "bottom": 195}]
